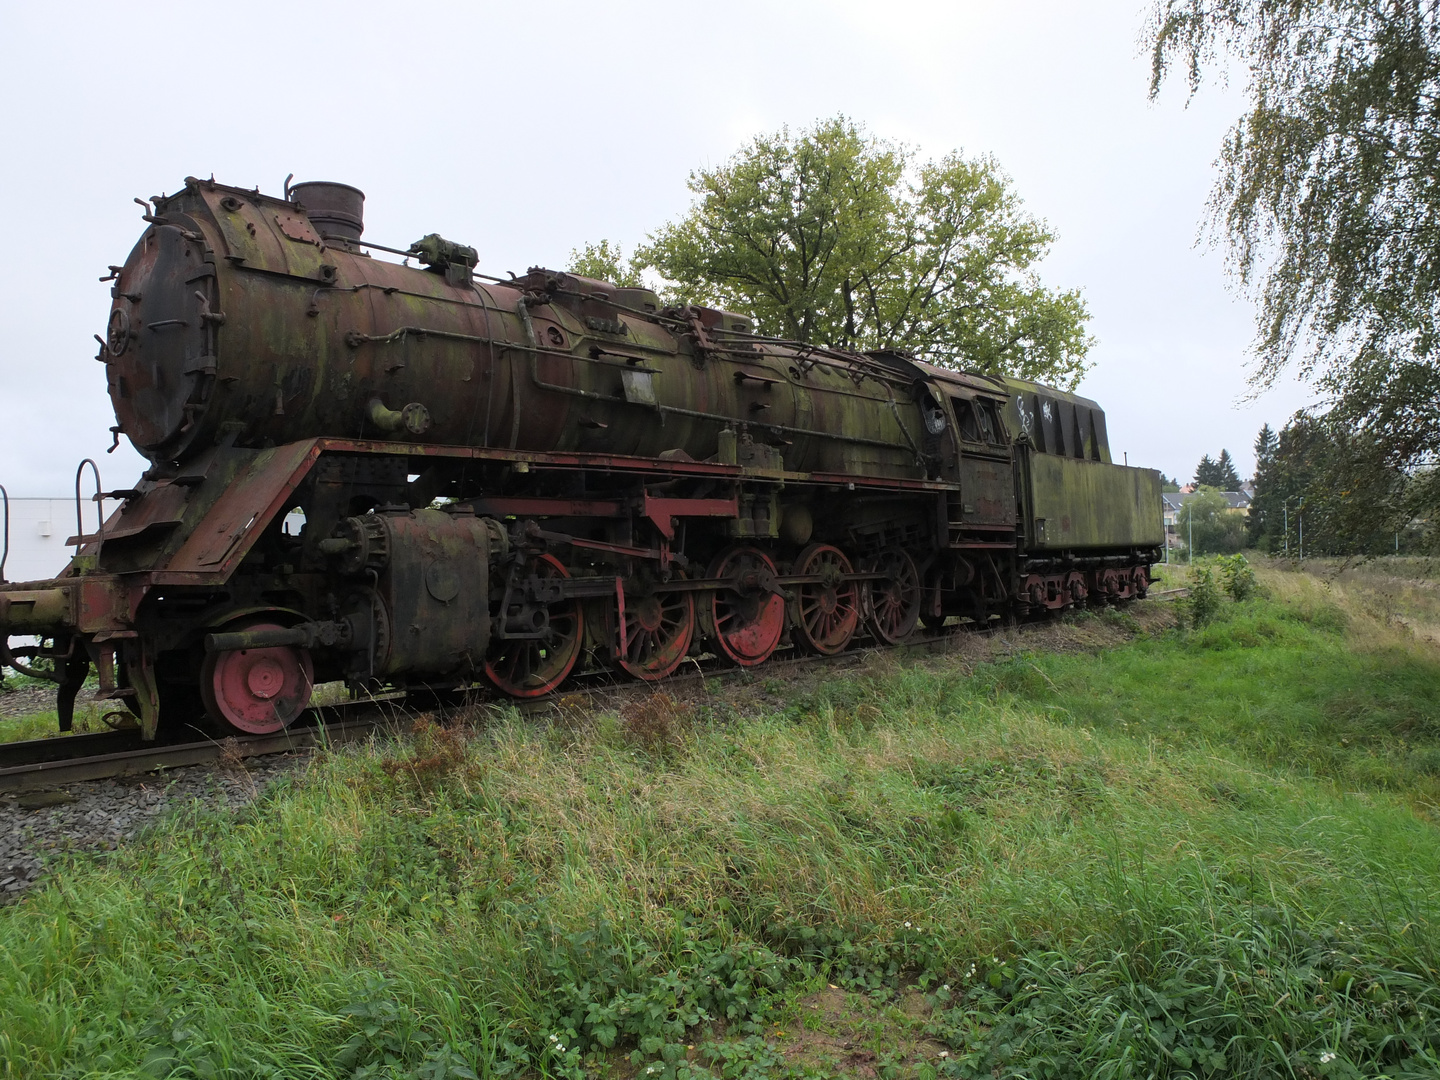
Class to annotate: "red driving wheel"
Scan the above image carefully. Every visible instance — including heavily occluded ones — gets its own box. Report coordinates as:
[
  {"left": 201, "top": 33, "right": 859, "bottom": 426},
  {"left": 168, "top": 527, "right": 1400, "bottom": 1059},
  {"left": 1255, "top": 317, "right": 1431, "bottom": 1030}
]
[
  {"left": 200, "top": 621, "right": 314, "bottom": 735},
  {"left": 789, "top": 544, "right": 859, "bottom": 655},
  {"left": 485, "top": 553, "right": 583, "bottom": 698},
  {"left": 612, "top": 580, "right": 696, "bottom": 681},
  {"left": 705, "top": 546, "right": 785, "bottom": 666},
  {"left": 863, "top": 547, "right": 922, "bottom": 644}
]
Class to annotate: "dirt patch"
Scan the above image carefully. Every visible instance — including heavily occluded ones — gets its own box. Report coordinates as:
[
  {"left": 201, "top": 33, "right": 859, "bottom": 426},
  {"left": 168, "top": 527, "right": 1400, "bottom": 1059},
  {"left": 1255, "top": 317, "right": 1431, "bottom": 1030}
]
[{"left": 773, "top": 986, "right": 949, "bottom": 1077}]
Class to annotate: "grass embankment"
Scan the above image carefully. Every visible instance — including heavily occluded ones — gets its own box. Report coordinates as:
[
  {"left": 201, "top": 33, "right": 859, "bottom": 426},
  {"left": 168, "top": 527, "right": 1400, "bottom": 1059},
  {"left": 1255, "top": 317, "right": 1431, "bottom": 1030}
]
[
  {"left": 2, "top": 567, "right": 1438, "bottom": 1078},
  {"left": 0, "top": 672, "right": 104, "bottom": 742}
]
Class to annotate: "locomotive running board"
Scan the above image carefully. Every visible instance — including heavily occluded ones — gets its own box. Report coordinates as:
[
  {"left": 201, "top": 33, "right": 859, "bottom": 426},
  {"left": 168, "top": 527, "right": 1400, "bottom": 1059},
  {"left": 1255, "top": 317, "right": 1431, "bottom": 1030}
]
[{"left": 103, "top": 436, "right": 963, "bottom": 588}]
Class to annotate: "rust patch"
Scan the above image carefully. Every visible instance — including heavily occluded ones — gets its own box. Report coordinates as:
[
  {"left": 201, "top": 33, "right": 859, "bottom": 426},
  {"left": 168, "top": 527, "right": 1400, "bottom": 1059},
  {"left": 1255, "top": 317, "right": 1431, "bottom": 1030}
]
[{"left": 274, "top": 209, "right": 322, "bottom": 245}]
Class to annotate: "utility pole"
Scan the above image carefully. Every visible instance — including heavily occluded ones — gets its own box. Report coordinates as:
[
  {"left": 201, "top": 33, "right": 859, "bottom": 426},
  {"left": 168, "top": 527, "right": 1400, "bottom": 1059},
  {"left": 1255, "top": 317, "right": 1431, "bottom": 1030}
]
[
  {"left": 1298, "top": 497, "right": 1304, "bottom": 560},
  {"left": 1283, "top": 498, "right": 1290, "bottom": 555},
  {"left": 1188, "top": 500, "right": 1193, "bottom": 565}
]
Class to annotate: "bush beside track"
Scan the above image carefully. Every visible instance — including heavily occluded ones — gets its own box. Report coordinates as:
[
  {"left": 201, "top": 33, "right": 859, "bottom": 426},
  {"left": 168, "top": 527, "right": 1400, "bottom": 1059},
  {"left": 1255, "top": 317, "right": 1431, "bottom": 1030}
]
[{"left": 0, "top": 564, "right": 1437, "bottom": 1078}]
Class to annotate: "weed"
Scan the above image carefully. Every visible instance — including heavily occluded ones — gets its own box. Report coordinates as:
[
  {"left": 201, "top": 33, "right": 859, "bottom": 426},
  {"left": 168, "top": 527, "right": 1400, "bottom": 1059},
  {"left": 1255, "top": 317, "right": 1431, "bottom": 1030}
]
[
  {"left": 1182, "top": 565, "right": 1223, "bottom": 626},
  {"left": 380, "top": 717, "right": 469, "bottom": 789},
  {"left": 621, "top": 692, "right": 694, "bottom": 760},
  {"left": 1097, "top": 606, "right": 1141, "bottom": 635},
  {"left": 1218, "top": 552, "right": 1258, "bottom": 601}
]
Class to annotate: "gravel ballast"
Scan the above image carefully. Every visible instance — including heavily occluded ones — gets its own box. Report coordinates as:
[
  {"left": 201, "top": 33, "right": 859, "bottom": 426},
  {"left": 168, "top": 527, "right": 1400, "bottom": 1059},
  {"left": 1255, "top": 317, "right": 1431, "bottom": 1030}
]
[{"left": 0, "top": 752, "right": 310, "bottom": 902}]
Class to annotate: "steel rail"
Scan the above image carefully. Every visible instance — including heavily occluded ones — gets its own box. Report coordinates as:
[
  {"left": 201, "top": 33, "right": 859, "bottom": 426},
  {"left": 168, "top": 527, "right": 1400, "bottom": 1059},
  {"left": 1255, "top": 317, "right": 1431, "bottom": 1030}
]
[{"left": 0, "top": 712, "right": 405, "bottom": 794}]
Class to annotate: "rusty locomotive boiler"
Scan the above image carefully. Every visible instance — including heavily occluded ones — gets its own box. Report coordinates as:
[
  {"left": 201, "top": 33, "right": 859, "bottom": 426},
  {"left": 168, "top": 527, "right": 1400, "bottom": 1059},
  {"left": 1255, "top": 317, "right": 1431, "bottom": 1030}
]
[{"left": 0, "top": 177, "right": 1163, "bottom": 738}]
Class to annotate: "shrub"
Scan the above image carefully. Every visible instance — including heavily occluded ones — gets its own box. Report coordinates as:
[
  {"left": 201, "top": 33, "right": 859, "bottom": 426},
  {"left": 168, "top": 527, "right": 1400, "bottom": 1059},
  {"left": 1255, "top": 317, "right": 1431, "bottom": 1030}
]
[
  {"left": 1183, "top": 567, "right": 1223, "bottom": 627},
  {"left": 1217, "top": 553, "right": 1258, "bottom": 602}
]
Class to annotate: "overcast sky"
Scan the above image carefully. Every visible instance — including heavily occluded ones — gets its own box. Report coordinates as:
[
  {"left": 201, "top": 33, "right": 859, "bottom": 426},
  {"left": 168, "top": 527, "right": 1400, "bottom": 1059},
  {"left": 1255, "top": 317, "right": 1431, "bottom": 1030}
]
[{"left": 0, "top": 0, "right": 1314, "bottom": 497}]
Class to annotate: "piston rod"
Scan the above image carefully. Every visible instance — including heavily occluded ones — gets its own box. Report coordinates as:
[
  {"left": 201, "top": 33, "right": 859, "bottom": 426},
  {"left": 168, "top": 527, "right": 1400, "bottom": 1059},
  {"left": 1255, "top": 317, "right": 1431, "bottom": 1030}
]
[{"left": 205, "top": 620, "right": 352, "bottom": 653}]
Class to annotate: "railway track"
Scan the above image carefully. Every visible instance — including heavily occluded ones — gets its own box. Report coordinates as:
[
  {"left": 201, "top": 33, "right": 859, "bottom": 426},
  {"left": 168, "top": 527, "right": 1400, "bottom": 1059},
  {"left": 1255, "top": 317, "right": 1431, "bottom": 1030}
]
[
  {"left": 0, "top": 637, "right": 936, "bottom": 792},
  {"left": 0, "top": 708, "right": 412, "bottom": 794},
  {"left": 0, "top": 592, "right": 1187, "bottom": 793}
]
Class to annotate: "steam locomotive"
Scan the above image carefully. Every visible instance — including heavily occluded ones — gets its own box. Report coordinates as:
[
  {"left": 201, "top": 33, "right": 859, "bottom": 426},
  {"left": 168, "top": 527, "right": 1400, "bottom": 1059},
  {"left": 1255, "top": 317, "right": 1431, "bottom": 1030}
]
[{"left": 0, "top": 177, "right": 1162, "bottom": 739}]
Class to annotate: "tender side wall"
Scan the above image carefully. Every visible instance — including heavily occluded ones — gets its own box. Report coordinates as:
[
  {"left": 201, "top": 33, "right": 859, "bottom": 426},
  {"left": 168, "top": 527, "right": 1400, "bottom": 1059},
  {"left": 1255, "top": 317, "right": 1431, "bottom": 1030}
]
[{"left": 1027, "top": 456, "right": 1164, "bottom": 550}]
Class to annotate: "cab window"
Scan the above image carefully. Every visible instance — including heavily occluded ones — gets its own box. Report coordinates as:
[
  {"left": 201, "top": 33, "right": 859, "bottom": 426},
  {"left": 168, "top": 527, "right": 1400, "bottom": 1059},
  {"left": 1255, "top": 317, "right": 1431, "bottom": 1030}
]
[
  {"left": 977, "top": 402, "right": 998, "bottom": 443},
  {"left": 952, "top": 399, "right": 982, "bottom": 442}
]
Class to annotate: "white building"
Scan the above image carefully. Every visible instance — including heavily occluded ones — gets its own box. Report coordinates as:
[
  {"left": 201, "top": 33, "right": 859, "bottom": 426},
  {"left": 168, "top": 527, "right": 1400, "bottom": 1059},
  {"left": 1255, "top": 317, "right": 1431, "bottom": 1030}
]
[{"left": 2, "top": 495, "right": 118, "bottom": 584}]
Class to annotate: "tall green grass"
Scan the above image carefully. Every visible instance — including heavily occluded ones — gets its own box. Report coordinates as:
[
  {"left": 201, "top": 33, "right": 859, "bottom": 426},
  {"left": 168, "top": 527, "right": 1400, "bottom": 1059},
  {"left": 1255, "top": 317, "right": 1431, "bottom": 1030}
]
[
  {"left": 985, "top": 575, "right": 1440, "bottom": 807},
  {"left": 1, "top": 583, "right": 1437, "bottom": 1078}
]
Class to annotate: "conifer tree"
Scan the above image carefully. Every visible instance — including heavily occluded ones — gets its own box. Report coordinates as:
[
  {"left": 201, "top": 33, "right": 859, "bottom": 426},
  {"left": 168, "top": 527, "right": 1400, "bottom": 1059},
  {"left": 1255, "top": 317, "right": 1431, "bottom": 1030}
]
[
  {"left": 1248, "top": 424, "right": 1278, "bottom": 544},
  {"left": 1215, "top": 449, "right": 1242, "bottom": 490},
  {"left": 1193, "top": 454, "right": 1217, "bottom": 487}
]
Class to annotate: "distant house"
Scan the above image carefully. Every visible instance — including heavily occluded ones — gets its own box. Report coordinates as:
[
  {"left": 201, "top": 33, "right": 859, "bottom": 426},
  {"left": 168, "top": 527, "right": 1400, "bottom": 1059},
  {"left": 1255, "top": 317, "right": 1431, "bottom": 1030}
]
[{"left": 1162, "top": 489, "right": 1251, "bottom": 543}]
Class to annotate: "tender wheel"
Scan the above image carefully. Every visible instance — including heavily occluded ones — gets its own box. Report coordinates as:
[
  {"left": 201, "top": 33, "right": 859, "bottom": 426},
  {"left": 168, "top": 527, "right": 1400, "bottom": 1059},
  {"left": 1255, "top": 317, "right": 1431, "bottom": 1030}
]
[
  {"left": 612, "top": 581, "right": 696, "bottom": 681},
  {"left": 705, "top": 545, "right": 785, "bottom": 666},
  {"left": 200, "top": 621, "right": 314, "bottom": 735},
  {"left": 863, "top": 548, "right": 922, "bottom": 644},
  {"left": 789, "top": 543, "right": 859, "bottom": 655},
  {"left": 485, "top": 553, "right": 583, "bottom": 698}
]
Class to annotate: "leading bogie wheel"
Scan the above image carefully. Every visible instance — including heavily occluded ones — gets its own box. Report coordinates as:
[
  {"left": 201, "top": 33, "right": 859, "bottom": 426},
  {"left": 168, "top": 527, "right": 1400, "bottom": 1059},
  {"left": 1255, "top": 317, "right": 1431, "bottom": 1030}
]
[
  {"left": 705, "top": 545, "right": 785, "bottom": 666},
  {"left": 789, "top": 543, "right": 859, "bottom": 655},
  {"left": 485, "top": 553, "right": 583, "bottom": 698},
  {"left": 863, "top": 547, "right": 922, "bottom": 645},
  {"left": 200, "top": 620, "right": 315, "bottom": 735}
]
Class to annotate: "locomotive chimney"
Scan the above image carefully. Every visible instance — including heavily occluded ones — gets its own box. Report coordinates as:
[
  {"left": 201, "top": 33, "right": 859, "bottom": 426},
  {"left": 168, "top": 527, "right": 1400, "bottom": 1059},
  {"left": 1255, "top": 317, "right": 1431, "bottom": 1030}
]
[{"left": 288, "top": 180, "right": 365, "bottom": 241}]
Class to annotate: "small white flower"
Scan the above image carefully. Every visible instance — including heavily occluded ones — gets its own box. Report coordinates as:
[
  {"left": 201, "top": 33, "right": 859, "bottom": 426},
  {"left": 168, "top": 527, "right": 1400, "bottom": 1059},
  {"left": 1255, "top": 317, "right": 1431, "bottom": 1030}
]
[
  {"left": 938, "top": 1051, "right": 950, "bottom": 1059},
  {"left": 548, "top": 1035, "right": 558, "bottom": 1042},
  {"left": 904, "top": 921, "right": 912, "bottom": 928},
  {"left": 941, "top": 984, "right": 950, "bottom": 991},
  {"left": 1320, "top": 1051, "right": 1337, "bottom": 1064}
]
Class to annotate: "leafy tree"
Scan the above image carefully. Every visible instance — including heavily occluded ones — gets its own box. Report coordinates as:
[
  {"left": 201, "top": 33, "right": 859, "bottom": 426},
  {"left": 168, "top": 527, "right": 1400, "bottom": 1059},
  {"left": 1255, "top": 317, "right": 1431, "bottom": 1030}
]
[
  {"left": 566, "top": 240, "right": 644, "bottom": 288},
  {"left": 1159, "top": 472, "right": 1182, "bottom": 492},
  {"left": 1178, "top": 487, "right": 1248, "bottom": 555},
  {"left": 1147, "top": 1, "right": 1440, "bottom": 520},
  {"left": 634, "top": 116, "right": 1094, "bottom": 387}
]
